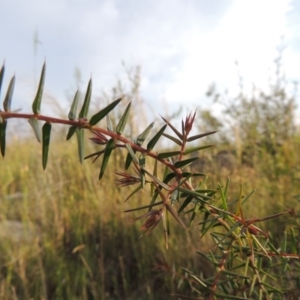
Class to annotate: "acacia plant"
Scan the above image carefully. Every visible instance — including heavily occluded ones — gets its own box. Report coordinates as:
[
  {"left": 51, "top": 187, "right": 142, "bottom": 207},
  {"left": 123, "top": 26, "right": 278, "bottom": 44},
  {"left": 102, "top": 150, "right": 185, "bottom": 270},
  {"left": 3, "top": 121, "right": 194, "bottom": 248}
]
[{"left": 0, "top": 63, "right": 300, "bottom": 300}]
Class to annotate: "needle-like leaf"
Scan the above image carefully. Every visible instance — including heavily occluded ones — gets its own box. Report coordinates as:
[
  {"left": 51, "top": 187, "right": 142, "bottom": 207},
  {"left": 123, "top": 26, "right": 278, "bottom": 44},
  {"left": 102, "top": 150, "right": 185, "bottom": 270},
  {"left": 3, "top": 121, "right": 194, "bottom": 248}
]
[
  {"left": 116, "top": 102, "right": 131, "bottom": 134},
  {"left": 78, "top": 78, "right": 92, "bottom": 119},
  {"left": 76, "top": 128, "right": 85, "bottom": 163},
  {"left": 68, "top": 90, "right": 79, "bottom": 120},
  {"left": 66, "top": 126, "right": 77, "bottom": 140},
  {"left": 125, "top": 152, "right": 133, "bottom": 170},
  {"left": 186, "top": 131, "right": 217, "bottom": 142},
  {"left": 178, "top": 195, "right": 193, "bottom": 214},
  {"left": 174, "top": 157, "right": 198, "bottom": 169},
  {"left": 32, "top": 62, "right": 46, "bottom": 114},
  {"left": 157, "top": 150, "right": 181, "bottom": 159},
  {"left": 124, "top": 185, "right": 142, "bottom": 202},
  {"left": 136, "top": 122, "right": 154, "bottom": 146},
  {"left": 124, "top": 201, "right": 163, "bottom": 212},
  {"left": 89, "top": 98, "right": 122, "bottom": 126},
  {"left": 147, "top": 124, "right": 167, "bottom": 151},
  {"left": 28, "top": 118, "right": 41, "bottom": 143},
  {"left": 99, "top": 138, "right": 115, "bottom": 179},
  {"left": 183, "top": 145, "right": 213, "bottom": 155},
  {"left": 0, "top": 63, "right": 5, "bottom": 97},
  {"left": 3, "top": 75, "right": 15, "bottom": 111},
  {"left": 161, "top": 115, "right": 183, "bottom": 140},
  {"left": 0, "top": 120, "right": 7, "bottom": 157},
  {"left": 162, "top": 133, "right": 183, "bottom": 146},
  {"left": 42, "top": 122, "right": 52, "bottom": 170},
  {"left": 143, "top": 169, "right": 170, "bottom": 191},
  {"left": 125, "top": 143, "right": 138, "bottom": 164}
]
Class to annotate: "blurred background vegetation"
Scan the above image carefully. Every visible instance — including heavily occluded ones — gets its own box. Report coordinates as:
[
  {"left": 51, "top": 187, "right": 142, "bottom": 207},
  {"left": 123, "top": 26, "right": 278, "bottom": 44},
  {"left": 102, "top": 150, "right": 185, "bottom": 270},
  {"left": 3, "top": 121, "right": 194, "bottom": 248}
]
[{"left": 0, "top": 54, "right": 300, "bottom": 299}]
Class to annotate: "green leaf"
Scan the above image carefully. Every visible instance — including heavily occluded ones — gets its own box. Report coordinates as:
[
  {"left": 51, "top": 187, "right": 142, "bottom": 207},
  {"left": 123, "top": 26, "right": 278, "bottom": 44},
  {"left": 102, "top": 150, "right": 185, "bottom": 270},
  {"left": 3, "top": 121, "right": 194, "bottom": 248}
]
[
  {"left": 68, "top": 90, "right": 79, "bottom": 120},
  {"left": 180, "top": 188, "right": 217, "bottom": 198},
  {"left": 66, "top": 126, "right": 77, "bottom": 140},
  {"left": 215, "top": 222, "right": 241, "bottom": 247},
  {"left": 84, "top": 149, "right": 105, "bottom": 163},
  {"left": 42, "top": 122, "right": 52, "bottom": 170},
  {"left": 143, "top": 169, "right": 170, "bottom": 190},
  {"left": 99, "top": 138, "right": 115, "bottom": 179},
  {"left": 78, "top": 78, "right": 92, "bottom": 119},
  {"left": 221, "top": 270, "right": 248, "bottom": 279},
  {"left": 178, "top": 173, "right": 193, "bottom": 188},
  {"left": 183, "top": 145, "right": 213, "bottom": 155},
  {"left": 163, "top": 208, "right": 169, "bottom": 248},
  {"left": 124, "top": 185, "right": 142, "bottom": 202},
  {"left": 125, "top": 152, "right": 133, "bottom": 170},
  {"left": 28, "top": 118, "right": 41, "bottom": 143},
  {"left": 153, "top": 156, "right": 158, "bottom": 180},
  {"left": 76, "top": 128, "right": 85, "bottom": 163},
  {"left": 290, "top": 227, "right": 297, "bottom": 254},
  {"left": 89, "top": 97, "right": 122, "bottom": 126},
  {"left": 182, "top": 172, "right": 206, "bottom": 177},
  {"left": 0, "top": 63, "right": 5, "bottom": 97},
  {"left": 280, "top": 231, "right": 287, "bottom": 253},
  {"left": 199, "top": 212, "right": 214, "bottom": 237},
  {"left": 116, "top": 102, "right": 131, "bottom": 134},
  {"left": 189, "top": 203, "right": 200, "bottom": 228},
  {"left": 178, "top": 187, "right": 212, "bottom": 201},
  {"left": 178, "top": 195, "right": 193, "bottom": 214},
  {"left": 124, "top": 201, "right": 163, "bottom": 212},
  {"left": 171, "top": 189, "right": 179, "bottom": 204},
  {"left": 180, "top": 268, "right": 209, "bottom": 287},
  {"left": 162, "top": 133, "right": 183, "bottom": 146},
  {"left": 140, "top": 170, "right": 146, "bottom": 189},
  {"left": 186, "top": 130, "right": 217, "bottom": 142},
  {"left": 32, "top": 62, "right": 46, "bottom": 114},
  {"left": 219, "top": 182, "right": 228, "bottom": 211},
  {"left": 267, "top": 241, "right": 281, "bottom": 255},
  {"left": 162, "top": 171, "right": 205, "bottom": 184},
  {"left": 157, "top": 150, "right": 181, "bottom": 159},
  {"left": 195, "top": 251, "right": 217, "bottom": 266},
  {"left": 174, "top": 157, "right": 198, "bottom": 169},
  {"left": 0, "top": 120, "right": 7, "bottom": 157},
  {"left": 136, "top": 122, "right": 154, "bottom": 146},
  {"left": 163, "top": 172, "right": 176, "bottom": 183},
  {"left": 125, "top": 143, "right": 138, "bottom": 165},
  {"left": 139, "top": 153, "right": 146, "bottom": 168},
  {"left": 242, "top": 189, "right": 255, "bottom": 205},
  {"left": 3, "top": 75, "right": 15, "bottom": 111},
  {"left": 147, "top": 124, "right": 167, "bottom": 151},
  {"left": 161, "top": 116, "right": 183, "bottom": 140}
]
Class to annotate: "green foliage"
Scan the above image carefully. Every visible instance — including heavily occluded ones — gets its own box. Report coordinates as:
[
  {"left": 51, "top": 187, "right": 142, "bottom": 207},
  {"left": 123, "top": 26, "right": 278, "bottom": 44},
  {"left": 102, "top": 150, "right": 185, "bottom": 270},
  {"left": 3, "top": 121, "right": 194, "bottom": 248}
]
[
  {"left": 3, "top": 74, "right": 15, "bottom": 112},
  {"left": 0, "top": 119, "right": 7, "bottom": 156},
  {"left": 42, "top": 122, "right": 52, "bottom": 169},
  {"left": 32, "top": 61, "right": 45, "bottom": 114},
  {"left": 78, "top": 78, "right": 92, "bottom": 119},
  {"left": 0, "top": 61, "right": 299, "bottom": 299}
]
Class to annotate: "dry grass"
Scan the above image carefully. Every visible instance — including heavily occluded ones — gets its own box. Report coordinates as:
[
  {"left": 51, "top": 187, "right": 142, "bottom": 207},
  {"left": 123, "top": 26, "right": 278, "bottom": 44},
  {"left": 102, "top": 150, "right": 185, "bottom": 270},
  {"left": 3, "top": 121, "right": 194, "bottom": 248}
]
[{"left": 0, "top": 133, "right": 214, "bottom": 300}]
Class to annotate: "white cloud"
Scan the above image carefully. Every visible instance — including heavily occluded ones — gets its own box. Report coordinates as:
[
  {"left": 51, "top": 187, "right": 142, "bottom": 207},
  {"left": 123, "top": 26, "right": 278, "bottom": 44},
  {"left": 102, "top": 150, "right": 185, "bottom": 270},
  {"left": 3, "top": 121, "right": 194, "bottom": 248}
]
[
  {"left": 0, "top": 0, "right": 298, "bottom": 116},
  {"left": 164, "top": 0, "right": 293, "bottom": 105}
]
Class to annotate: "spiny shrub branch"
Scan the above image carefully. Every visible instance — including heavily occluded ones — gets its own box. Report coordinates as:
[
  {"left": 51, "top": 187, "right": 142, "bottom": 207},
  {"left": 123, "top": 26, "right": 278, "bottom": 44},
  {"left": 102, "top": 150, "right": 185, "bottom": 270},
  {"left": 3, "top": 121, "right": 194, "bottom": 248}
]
[{"left": 0, "top": 62, "right": 299, "bottom": 299}]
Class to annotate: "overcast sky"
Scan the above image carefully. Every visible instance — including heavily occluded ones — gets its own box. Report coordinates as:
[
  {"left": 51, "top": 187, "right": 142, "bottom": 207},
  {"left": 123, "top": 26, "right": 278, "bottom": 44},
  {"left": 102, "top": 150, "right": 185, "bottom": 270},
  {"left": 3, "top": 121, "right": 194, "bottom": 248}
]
[{"left": 0, "top": 0, "right": 299, "bottom": 117}]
